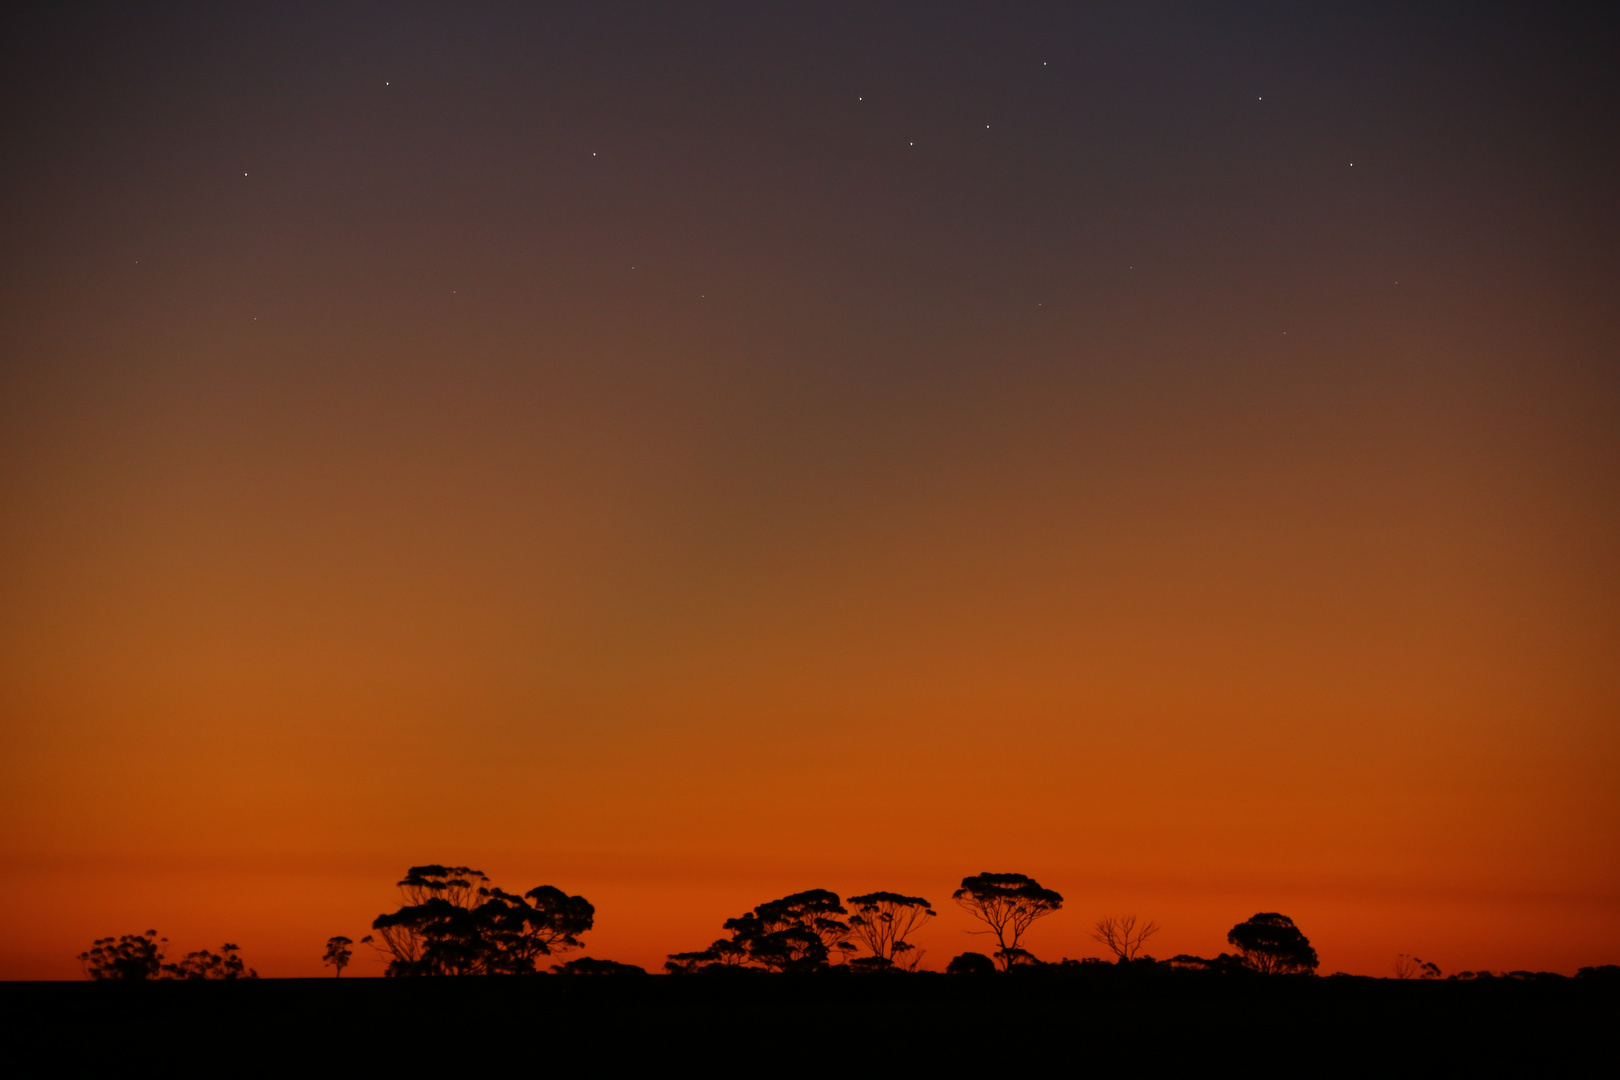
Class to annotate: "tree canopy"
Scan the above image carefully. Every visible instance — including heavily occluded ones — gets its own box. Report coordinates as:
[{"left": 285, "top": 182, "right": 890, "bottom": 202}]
[
  {"left": 369, "top": 865, "right": 594, "bottom": 976},
  {"left": 1226, "top": 913, "right": 1318, "bottom": 975},
  {"left": 79, "top": 931, "right": 166, "bottom": 981},
  {"left": 667, "top": 889, "right": 855, "bottom": 973}
]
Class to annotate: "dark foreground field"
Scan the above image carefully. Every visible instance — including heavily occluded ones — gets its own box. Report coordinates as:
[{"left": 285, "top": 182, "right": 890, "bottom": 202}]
[{"left": 5, "top": 970, "right": 1615, "bottom": 1075}]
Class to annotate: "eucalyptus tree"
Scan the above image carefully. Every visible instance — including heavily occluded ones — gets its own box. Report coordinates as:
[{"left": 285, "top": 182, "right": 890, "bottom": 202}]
[
  {"left": 666, "top": 889, "right": 853, "bottom": 972},
  {"left": 952, "top": 873, "right": 1063, "bottom": 970},
  {"left": 846, "top": 892, "right": 936, "bottom": 970},
  {"left": 1226, "top": 913, "right": 1318, "bottom": 975},
  {"left": 368, "top": 865, "right": 594, "bottom": 976}
]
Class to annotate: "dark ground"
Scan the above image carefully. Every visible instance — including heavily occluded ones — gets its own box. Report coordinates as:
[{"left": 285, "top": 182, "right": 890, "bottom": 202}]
[{"left": 4, "top": 971, "right": 1615, "bottom": 1076}]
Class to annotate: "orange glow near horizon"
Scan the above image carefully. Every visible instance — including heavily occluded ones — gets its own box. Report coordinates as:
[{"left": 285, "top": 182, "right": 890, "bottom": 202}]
[{"left": 1, "top": 6, "right": 1615, "bottom": 980}]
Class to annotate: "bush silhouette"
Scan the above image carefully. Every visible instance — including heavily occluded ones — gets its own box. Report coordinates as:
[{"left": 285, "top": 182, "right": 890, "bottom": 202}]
[
  {"left": 551, "top": 957, "right": 647, "bottom": 975},
  {"left": 946, "top": 951, "right": 998, "bottom": 975},
  {"left": 163, "top": 944, "right": 258, "bottom": 980}
]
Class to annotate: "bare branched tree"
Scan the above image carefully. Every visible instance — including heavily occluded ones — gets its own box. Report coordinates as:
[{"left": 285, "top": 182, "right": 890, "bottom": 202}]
[
  {"left": 1091, "top": 915, "right": 1161, "bottom": 962},
  {"left": 1394, "top": 954, "right": 1442, "bottom": 980}
]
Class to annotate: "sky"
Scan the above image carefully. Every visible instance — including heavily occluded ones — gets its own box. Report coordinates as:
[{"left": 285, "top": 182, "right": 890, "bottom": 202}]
[{"left": 1, "top": 2, "right": 1616, "bottom": 979}]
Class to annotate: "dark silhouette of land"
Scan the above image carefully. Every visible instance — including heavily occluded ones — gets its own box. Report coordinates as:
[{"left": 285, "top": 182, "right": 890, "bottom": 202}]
[
  {"left": 6, "top": 964, "right": 1616, "bottom": 1072},
  {"left": 25, "top": 866, "right": 1614, "bottom": 1071}
]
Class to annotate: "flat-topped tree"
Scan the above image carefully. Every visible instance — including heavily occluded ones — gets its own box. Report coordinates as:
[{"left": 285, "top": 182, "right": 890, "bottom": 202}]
[
  {"left": 952, "top": 873, "right": 1063, "bottom": 970},
  {"left": 847, "top": 893, "right": 936, "bottom": 970}
]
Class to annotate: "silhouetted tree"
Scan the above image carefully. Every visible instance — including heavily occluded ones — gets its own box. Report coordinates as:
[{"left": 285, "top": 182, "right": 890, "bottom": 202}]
[
  {"left": 162, "top": 944, "right": 258, "bottom": 980},
  {"left": 1394, "top": 954, "right": 1441, "bottom": 980},
  {"left": 323, "top": 936, "right": 354, "bottom": 977},
  {"left": 846, "top": 892, "right": 935, "bottom": 970},
  {"left": 551, "top": 957, "right": 647, "bottom": 975},
  {"left": 1226, "top": 913, "right": 1318, "bottom": 975},
  {"left": 729, "top": 889, "right": 854, "bottom": 971},
  {"left": 664, "top": 938, "right": 751, "bottom": 974},
  {"left": 369, "top": 864, "right": 594, "bottom": 975},
  {"left": 1092, "top": 915, "right": 1160, "bottom": 962},
  {"left": 946, "top": 952, "right": 997, "bottom": 975},
  {"left": 952, "top": 873, "right": 1063, "bottom": 970},
  {"left": 79, "top": 930, "right": 166, "bottom": 981},
  {"left": 666, "top": 889, "right": 852, "bottom": 973}
]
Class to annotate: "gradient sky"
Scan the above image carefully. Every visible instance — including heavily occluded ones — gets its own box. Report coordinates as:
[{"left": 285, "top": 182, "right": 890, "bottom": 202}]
[{"left": 2, "top": 2, "right": 1616, "bottom": 979}]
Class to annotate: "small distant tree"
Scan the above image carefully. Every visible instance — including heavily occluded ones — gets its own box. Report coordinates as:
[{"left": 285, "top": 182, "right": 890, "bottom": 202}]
[
  {"left": 847, "top": 892, "right": 935, "bottom": 970},
  {"left": 1226, "top": 913, "right": 1318, "bottom": 975},
  {"left": 1394, "top": 954, "right": 1441, "bottom": 980},
  {"left": 323, "top": 936, "right": 354, "bottom": 977},
  {"left": 80, "top": 930, "right": 166, "bottom": 981},
  {"left": 1092, "top": 915, "right": 1160, "bottom": 962},
  {"left": 163, "top": 943, "right": 258, "bottom": 980},
  {"left": 952, "top": 873, "right": 1063, "bottom": 970}
]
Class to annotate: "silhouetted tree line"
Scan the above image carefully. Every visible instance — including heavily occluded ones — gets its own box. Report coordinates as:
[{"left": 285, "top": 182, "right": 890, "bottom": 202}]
[
  {"left": 79, "top": 931, "right": 258, "bottom": 981},
  {"left": 80, "top": 865, "right": 1620, "bottom": 981},
  {"left": 666, "top": 889, "right": 938, "bottom": 973}
]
